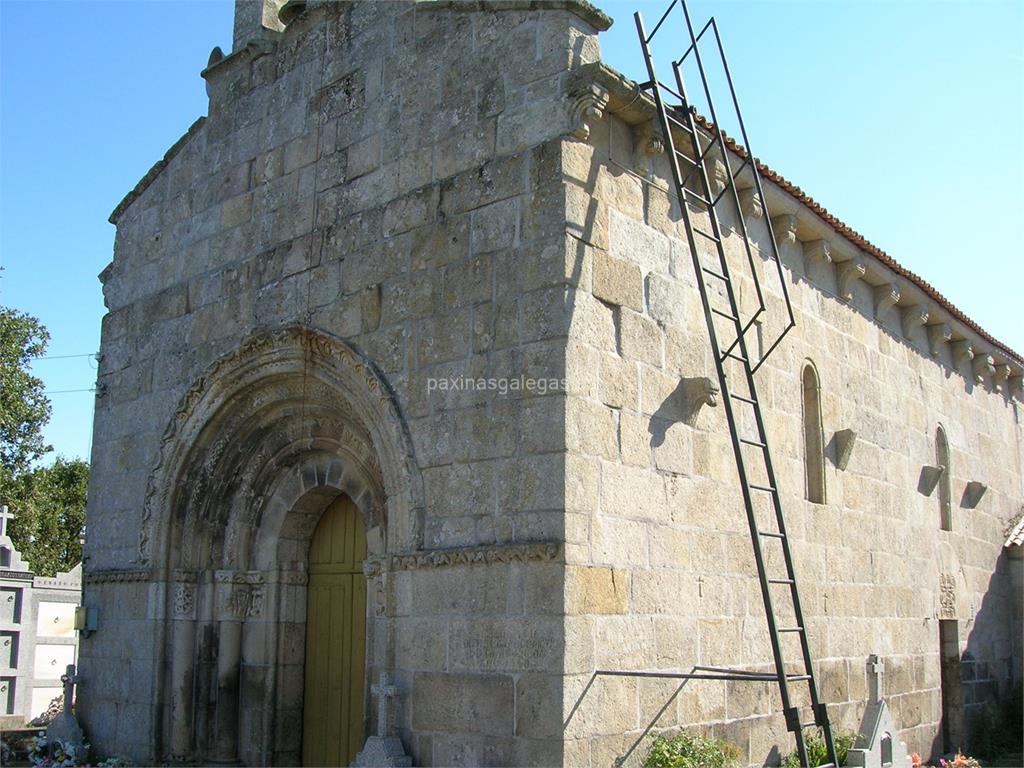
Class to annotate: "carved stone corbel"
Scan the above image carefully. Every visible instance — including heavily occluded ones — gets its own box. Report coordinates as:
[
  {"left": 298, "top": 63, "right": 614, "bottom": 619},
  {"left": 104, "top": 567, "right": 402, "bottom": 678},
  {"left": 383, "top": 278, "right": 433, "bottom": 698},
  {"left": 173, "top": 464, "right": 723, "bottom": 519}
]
[
  {"left": 901, "top": 304, "right": 929, "bottom": 338},
  {"left": 679, "top": 376, "right": 720, "bottom": 427},
  {"left": 803, "top": 239, "right": 832, "bottom": 268},
  {"left": 704, "top": 148, "right": 727, "bottom": 196},
  {"left": 738, "top": 187, "right": 763, "bottom": 219},
  {"left": 569, "top": 83, "right": 610, "bottom": 142},
  {"left": 927, "top": 322, "right": 952, "bottom": 357},
  {"left": 836, "top": 261, "right": 866, "bottom": 302},
  {"left": 952, "top": 340, "right": 974, "bottom": 369},
  {"left": 919, "top": 465, "right": 945, "bottom": 496},
  {"left": 771, "top": 214, "right": 797, "bottom": 247},
  {"left": 874, "top": 283, "right": 900, "bottom": 315},
  {"left": 963, "top": 481, "right": 988, "bottom": 508},
  {"left": 993, "top": 363, "right": 1010, "bottom": 393},
  {"left": 631, "top": 120, "right": 664, "bottom": 176},
  {"left": 832, "top": 429, "right": 857, "bottom": 471},
  {"left": 972, "top": 353, "right": 995, "bottom": 384}
]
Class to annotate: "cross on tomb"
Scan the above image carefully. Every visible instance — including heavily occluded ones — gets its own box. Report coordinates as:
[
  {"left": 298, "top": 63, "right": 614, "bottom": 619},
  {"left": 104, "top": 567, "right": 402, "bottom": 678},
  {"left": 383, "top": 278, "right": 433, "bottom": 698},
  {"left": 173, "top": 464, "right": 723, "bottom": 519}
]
[
  {"left": 0, "top": 505, "right": 13, "bottom": 537},
  {"left": 867, "top": 654, "right": 884, "bottom": 704},
  {"left": 61, "top": 664, "right": 79, "bottom": 713},
  {"left": 371, "top": 672, "right": 399, "bottom": 738}
]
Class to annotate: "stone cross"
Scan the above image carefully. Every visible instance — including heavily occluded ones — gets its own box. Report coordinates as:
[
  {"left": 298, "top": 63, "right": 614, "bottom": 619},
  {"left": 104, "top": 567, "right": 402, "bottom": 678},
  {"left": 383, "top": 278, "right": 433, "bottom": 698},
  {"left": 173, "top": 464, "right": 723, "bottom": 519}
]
[
  {"left": 61, "top": 664, "right": 78, "bottom": 712},
  {"left": 867, "top": 654, "right": 884, "bottom": 704},
  {"left": 0, "top": 505, "right": 12, "bottom": 537},
  {"left": 371, "top": 672, "right": 399, "bottom": 738}
]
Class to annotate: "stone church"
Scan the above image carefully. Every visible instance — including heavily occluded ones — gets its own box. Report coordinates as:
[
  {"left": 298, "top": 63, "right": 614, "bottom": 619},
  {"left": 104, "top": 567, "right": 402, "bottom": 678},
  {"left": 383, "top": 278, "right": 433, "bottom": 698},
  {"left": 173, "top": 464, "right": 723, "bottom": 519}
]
[{"left": 80, "top": 0, "right": 1023, "bottom": 765}]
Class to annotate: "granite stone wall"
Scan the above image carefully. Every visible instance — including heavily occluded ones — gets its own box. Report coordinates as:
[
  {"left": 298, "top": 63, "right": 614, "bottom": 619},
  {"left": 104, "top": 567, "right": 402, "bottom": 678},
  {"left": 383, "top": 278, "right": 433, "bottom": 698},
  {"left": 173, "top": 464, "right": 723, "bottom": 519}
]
[{"left": 80, "top": 1, "right": 1022, "bottom": 766}]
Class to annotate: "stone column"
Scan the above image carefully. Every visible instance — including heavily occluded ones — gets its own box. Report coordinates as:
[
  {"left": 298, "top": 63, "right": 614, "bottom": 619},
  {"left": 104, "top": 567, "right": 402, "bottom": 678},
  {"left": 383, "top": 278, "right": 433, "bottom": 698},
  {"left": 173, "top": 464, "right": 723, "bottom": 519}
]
[
  {"left": 211, "top": 571, "right": 264, "bottom": 764},
  {"left": 169, "top": 571, "right": 198, "bottom": 761}
]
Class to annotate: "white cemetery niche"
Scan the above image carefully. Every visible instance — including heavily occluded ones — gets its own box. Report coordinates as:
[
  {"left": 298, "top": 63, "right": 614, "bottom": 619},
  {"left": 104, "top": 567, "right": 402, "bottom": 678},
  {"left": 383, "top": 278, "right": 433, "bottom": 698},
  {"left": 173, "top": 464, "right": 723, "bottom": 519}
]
[
  {"left": 0, "top": 677, "right": 13, "bottom": 714},
  {"left": 34, "top": 644, "right": 75, "bottom": 679},
  {"left": 37, "top": 602, "right": 76, "bottom": 638},
  {"left": 31, "top": 686, "right": 62, "bottom": 718},
  {"left": 0, "top": 631, "right": 17, "bottom": 667},
  {"left": 0, "top": 587, "right": 21, "bottom": 623}
]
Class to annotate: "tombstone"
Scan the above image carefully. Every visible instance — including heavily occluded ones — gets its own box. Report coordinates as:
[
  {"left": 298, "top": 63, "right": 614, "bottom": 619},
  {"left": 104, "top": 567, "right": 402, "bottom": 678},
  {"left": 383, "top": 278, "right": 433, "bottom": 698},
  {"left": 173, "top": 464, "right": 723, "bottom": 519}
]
[
  {"left": 46, "top": 664, "right": 88, "bottom": 763},
  {"left": 845, "top": 655, "right": 912, "bottom": 768},
  {"left": 353, "top": 672, "right": 412, "bottom": 767}
]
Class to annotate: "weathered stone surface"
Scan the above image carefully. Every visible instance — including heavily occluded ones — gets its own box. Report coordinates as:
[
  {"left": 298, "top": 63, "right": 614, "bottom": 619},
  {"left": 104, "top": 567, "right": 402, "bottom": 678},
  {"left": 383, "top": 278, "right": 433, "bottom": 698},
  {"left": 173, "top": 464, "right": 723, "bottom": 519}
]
[{"left": 592, "top": 251, "right": 643, "bottom": 311}]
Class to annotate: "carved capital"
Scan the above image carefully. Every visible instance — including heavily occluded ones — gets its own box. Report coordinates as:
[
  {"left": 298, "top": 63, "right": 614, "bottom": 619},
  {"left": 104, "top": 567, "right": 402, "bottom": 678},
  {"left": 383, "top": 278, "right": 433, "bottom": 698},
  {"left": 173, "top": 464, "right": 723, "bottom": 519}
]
[
  {"left": 215, "top": 570, "right": 265, "bottom": 619},
  {"left": 771, "top": 214, "right": 798, "bottom": 247},
  {"left": 569, "top": 83, "right": 609, "bottom": 141},
  {"left": 172, "top": 582, "right": 196, "bottom": 620},
  {"left": 738, "top": 187, "right": 763, "bottom": 220},
  {"left": 972, "top": 353, "right": 995, "bottom": 384},
  {"left": 927, "top": 322, "right": 952, "bottom": 357},
  {"left": 952, "top": 340, "right": 974, "bottom": 369},
  {"left": 901, "top": 304, "right": 929, "bottom": 338},
  {"left": 874, "top": 283, "right": 901, "bottom": 315},
  {"left": 803, "top": 239, "right": 832, "bottom": 266},
  {"left": 631, "top": 120, "right": 664, "bottom": 176},
  {"left": 836, "top": 261, "right": 866, "bottom": 302}
]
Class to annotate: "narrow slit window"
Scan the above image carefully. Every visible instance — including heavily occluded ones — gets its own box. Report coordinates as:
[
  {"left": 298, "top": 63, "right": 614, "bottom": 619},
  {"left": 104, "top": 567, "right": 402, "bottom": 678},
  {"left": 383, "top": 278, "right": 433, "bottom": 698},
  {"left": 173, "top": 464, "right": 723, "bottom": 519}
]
[
  {"left": 802, "top": 363, "right": 826, "bottom": 504},
  {"left": 936, "top": 426, "right": 952, "bottom": 530}
]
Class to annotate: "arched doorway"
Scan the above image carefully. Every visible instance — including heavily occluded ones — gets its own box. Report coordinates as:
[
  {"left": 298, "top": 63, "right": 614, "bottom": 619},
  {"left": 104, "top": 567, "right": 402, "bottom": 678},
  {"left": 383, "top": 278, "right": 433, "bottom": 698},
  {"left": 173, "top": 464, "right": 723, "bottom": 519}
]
[
  {"left": 140, "top": 328, "right": 424, "bottom": 766},
  {"left": 303, "top": 495, "right": 367, "bottom": 766}
]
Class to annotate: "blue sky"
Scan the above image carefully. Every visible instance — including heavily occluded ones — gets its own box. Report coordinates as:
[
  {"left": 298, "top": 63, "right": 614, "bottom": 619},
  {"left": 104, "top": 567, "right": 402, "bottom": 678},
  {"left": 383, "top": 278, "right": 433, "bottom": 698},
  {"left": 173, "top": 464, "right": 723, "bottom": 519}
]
[{"left": 1, "top": 0, "right": 1021, "bottom": 463}]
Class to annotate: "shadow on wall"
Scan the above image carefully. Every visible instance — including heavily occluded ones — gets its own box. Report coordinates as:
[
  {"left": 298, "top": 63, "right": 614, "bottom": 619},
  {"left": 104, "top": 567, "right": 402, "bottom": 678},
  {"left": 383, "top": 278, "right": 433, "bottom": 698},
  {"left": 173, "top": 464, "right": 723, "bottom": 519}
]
[{"left": 937, "top": 547, "right": 1023, "bottom": 762}]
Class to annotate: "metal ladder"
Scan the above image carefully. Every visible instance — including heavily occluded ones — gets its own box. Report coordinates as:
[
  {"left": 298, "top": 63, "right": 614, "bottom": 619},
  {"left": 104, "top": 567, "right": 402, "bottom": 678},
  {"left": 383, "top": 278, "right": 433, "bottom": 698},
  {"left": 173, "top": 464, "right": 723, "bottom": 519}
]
[{"left": 634, "top": 2, "right": 838, "bottom": 765}]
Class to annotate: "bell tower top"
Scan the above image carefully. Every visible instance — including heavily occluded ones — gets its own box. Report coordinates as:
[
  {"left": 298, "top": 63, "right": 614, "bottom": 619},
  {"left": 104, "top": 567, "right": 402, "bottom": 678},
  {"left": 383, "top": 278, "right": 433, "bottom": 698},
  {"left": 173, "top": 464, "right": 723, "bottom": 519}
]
[{"left": 232, "top": 0, "right": 287, "bottom": 52}]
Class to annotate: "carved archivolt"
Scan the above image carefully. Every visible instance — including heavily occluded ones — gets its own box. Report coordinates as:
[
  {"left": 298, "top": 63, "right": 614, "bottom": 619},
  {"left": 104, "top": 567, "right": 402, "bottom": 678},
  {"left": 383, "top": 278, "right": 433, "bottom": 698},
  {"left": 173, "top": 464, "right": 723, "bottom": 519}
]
[{"left": 140, "top": 326, "right": 423, "bottom": 573}]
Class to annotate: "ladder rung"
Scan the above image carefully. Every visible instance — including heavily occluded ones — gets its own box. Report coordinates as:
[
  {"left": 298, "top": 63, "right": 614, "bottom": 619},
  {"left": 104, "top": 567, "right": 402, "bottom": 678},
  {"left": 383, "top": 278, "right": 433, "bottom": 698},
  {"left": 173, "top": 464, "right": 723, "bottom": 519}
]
[
  {"left": 759, "top": 531, "right": 786, "bottom": 539},
  {"left": 684, "top": 188, "right": 713, "bottom": 206},
  {"left": 787, "top": 674, "right": 811, "bottom": 681},
  {"left": 730, "top": 392, "right": 756, "bottom": 405},
  {"left": 711, "top": 307, "right": 738, "bottom": 322},
  {"left": 673, "top": 149, "right": 698, "bottom": 167},
  {"left": 748, "top": 483, "right": 776, "bottom": 493},
  {"left": 692, "top": 226, "right": 720, "bottom": 242},
  {"left": 723, "top": 351, "right": 749, "bottom": 364},
  {"left": 802, "top": 721, "right": 818, "bottom": 729},
  {"left": 665, "top": 111, "right": 694, "bottom": 133},
  {"left": 768, "top": 578, "right": 795, "bottom": 585},
  {"left": 701, "top": 266, "right": 729, "bottom": 282},
  {"left": 779, "top": 627, "right": 804, "bottom": 633}
]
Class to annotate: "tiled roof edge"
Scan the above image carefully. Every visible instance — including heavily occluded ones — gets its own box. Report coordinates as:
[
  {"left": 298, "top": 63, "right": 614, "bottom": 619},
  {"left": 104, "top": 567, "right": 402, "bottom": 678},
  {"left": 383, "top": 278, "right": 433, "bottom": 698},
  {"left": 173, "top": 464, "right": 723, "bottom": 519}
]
[{"left": 573, "top": 62, "right": 1022, "bottom": 367}]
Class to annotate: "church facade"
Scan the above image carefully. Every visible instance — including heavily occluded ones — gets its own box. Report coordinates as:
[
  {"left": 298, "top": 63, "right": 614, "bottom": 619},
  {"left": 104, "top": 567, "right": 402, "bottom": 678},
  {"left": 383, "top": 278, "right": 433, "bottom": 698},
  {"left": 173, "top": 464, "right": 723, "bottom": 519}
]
[{"left": 81, "top": 1, "right": 1023, "bottom": 765}]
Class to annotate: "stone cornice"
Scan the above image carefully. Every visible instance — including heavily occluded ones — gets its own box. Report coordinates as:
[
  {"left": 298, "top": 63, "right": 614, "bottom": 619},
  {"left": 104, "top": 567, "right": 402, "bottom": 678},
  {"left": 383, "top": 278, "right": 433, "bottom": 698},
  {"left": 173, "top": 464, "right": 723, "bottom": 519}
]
[
  {"left": 386, "top": 541, "right": 561, "bottom": 571},
  {"left": 417, "top": 0, "right": 613, "bottom": 32},
  {"left": 568, "top": 61, "right": 1024, "bottom": 386},
  {"left": 83, "top": 568, "right": 152, "bottom": 584}
]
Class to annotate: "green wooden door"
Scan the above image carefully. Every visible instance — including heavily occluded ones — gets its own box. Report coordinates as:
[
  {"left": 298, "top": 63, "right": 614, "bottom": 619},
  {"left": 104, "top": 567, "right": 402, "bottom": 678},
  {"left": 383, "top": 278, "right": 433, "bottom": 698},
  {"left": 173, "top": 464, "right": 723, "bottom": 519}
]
[{"left": 303, "top": 495, "right": 367, "bottom": 766}]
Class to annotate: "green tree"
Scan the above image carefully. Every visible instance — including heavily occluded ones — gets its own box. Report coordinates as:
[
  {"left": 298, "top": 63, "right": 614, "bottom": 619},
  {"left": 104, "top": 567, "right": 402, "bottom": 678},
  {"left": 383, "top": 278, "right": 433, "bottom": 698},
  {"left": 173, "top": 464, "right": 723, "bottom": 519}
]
[
  {"left": 0, "top": 305, "right": 89, "bottom": 575},
  {"left": 8, "top": 458, "right": 88, "bottom": 575},
  {"left": 0, "top": 307, "right": 51, "bottom": 478}
]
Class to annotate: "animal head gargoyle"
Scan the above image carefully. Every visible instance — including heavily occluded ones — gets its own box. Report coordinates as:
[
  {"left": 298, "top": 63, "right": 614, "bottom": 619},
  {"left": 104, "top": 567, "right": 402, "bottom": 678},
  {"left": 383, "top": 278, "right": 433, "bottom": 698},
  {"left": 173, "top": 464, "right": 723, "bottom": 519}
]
[{"left": 678, "top": 376, "right": 720, "bottom": 426}]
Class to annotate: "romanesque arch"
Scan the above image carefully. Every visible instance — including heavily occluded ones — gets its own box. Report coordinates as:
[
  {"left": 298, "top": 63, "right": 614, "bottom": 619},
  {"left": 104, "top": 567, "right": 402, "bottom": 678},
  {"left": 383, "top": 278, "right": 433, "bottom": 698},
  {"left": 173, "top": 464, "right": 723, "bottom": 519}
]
[{"left": 140, "top": 327, "right": 422, "bottom": 765}]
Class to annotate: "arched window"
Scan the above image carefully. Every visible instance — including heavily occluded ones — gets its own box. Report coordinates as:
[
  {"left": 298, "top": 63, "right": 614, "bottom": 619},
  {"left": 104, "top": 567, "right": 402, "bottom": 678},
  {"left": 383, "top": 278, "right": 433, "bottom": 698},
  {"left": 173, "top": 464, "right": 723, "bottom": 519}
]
[
  {"left": 802, "top": 363, "right": 826, "bottom": 504},
  {"left": 936, "top": 426, "right": 952, "bottom": 530}
]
